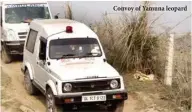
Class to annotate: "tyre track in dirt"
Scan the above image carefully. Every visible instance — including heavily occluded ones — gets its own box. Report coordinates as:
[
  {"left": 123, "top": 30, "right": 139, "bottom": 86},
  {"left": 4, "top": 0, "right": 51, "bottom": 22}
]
[
  {"left": 1, "top": 61, "right": 46, "bottom": 112},
  {"left": 1, "top": 60, "right": 137, "bottom": 112}
]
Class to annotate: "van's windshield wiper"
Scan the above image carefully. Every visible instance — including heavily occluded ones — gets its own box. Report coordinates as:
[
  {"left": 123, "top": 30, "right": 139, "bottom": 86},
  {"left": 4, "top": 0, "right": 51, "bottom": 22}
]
[
  {"left": 21, "top": 19, "right": 32, "bottom": 23},
  {"left": 86, "top": 52, "right": 99, "bottom": 55},
  {"left": 79, "top": 53, "right": 98, "bottom": 58},
  {"left": 85, "top": 53, "right": 93, "bottom": 55},
  {"left": 59, "top": 54, "right": 75, "bottom": 59},
  {"left": 58, "top": 53, "right": 99, "bottom": 59}
]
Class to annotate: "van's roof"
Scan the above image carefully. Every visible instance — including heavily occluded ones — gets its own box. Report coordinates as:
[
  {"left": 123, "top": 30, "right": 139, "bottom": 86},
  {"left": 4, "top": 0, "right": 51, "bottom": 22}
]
[{"left": 30, "top": 19, "right": 97, "bottom": 39}]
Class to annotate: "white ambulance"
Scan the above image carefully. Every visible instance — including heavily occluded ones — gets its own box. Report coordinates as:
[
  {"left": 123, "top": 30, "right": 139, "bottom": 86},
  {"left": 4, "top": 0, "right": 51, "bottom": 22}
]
[
  {"left": 0, "top": 1, "right": 52, "bottom": 63},
  {"left": 22, "top": 19, "right": 128, "bottom": 112}
]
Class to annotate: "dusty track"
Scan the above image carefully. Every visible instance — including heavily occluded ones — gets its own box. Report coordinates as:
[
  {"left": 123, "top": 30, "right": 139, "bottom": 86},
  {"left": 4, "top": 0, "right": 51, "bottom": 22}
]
[
  {"left": 1, "top": 58, "right": 137, "bottom": 112},
  {"left": 1, "top": 61, "right": 46, "bottom": 112}
]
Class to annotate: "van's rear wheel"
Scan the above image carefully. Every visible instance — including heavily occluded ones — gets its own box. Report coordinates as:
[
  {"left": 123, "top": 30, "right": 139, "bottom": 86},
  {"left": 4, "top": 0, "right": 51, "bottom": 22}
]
[
  {"left": 46, "top": 88, "right": 63, "bottom": 112},
  {"left": 1, "top": 45, "right": 11, "bottom": 63},
  {"left": 24, "top": 69, "right": 38, "bottom": 95}
]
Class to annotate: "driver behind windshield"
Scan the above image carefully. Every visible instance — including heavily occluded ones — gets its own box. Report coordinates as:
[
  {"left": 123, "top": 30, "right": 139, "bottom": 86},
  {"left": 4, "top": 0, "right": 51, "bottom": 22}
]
[
  {"left": 69, "top": 45, "right": 84, "bottom": 54},
  {"left": 5, "top": 5, "right": 50, "bottom": 23},
  {"left": 5, "top": 9, "right": 20, "bottom": 23},
  {"left": 49, "top": 38, "right": 102, "bottom": 59}
]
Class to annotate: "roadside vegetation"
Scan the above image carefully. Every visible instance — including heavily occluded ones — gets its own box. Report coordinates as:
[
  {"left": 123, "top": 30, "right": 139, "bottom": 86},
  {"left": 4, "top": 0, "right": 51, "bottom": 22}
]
[
  {"left": 91, "top": 2, "right": 191, "bottom": 112},
  {"left": 172, "top": 33, "right": 191, "bottom": 111}
]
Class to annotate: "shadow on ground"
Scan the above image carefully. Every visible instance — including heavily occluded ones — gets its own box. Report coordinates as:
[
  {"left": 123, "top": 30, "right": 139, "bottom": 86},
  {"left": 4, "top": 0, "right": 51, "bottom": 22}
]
[
  {"left": 33, "top": 92, "right": 110, "bottom": 112},
  {"left": 11, "top": 55, "right": 23, "bottom": 62}
]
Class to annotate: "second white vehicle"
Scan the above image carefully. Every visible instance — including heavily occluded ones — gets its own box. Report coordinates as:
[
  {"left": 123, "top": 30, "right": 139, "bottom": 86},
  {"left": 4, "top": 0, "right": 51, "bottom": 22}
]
[{"left": 0, "top": 1, "right": 52, "bottom": 63}]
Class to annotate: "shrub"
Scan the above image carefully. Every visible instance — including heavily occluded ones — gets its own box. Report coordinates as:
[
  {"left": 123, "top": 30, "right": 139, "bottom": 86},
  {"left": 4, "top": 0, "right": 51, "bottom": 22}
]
[{"left": 95, "top": 2, "right": 158, "bottom": 73}]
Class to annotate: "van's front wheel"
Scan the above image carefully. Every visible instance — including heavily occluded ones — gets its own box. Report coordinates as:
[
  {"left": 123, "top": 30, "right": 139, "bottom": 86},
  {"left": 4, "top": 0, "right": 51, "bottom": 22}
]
[
  {"left": 1, "top": 45, "right": 12, "bottom": 63},
  {"left": 46, "top": 88, "right": 63, "bottom": 112},
  {"left": 108, "top": 101, "right": 124, "bottom": 112}
]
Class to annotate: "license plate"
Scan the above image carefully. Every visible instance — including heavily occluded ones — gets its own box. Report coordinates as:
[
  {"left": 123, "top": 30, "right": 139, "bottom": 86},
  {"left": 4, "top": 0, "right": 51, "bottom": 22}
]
[{"left": 82, "top": 95, "right": 106, "bottom": 102}]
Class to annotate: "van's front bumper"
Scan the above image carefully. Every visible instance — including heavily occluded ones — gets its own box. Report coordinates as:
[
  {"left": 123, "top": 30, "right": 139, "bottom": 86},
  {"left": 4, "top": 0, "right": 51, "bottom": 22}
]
[
  {"left": 55, "top": 90, "right": 128, "bottom": 104},
  {"left": 3, "top": 41, "right": 25, "bottom": 55}
]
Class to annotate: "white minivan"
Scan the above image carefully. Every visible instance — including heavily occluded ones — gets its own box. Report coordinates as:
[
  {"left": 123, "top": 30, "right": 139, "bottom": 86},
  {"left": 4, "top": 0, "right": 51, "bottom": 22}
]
[
  {"left": 22, "top": 19, "right": 128, "bottom": 112},
  {"left": 0, "top": 1, "right": 52, "bottom": 63}
]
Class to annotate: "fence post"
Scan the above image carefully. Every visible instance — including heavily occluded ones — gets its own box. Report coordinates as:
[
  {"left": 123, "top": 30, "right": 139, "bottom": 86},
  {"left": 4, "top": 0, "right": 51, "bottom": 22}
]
[{"left": 164, "top": 34, "right": 174, "bottom": 86}]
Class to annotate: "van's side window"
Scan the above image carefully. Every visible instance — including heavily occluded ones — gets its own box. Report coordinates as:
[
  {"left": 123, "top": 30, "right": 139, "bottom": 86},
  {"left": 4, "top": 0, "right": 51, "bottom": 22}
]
[
  {"left": 26, "top": 29, "right": 38, "bottom": 53},
  {"left": 39, "top": 38, "right": 47, "bottom": 61}
]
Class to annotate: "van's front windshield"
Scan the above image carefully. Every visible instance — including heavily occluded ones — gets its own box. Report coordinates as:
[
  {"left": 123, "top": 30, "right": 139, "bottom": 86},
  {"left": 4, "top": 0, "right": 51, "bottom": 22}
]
[
  {"left": 49, "top": 38, "right": 102, "bottom": 59},
  {"left": 5, "top": 4, "right": 51, "bottom": 23}
]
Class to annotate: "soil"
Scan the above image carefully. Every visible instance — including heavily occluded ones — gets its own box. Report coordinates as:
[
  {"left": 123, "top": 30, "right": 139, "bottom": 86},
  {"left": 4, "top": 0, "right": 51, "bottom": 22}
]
[
  {"left": 1, "top": 57, "right": 137, "bottom": 112},
  {"left": 1, "top": 56, "right": 178, "bottom": 112}
]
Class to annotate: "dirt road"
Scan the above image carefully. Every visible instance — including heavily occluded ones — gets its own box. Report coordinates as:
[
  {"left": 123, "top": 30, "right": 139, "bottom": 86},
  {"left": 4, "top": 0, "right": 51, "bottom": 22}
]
[{"left": 1, "top": 58, "right": 138, "bottom": 112}]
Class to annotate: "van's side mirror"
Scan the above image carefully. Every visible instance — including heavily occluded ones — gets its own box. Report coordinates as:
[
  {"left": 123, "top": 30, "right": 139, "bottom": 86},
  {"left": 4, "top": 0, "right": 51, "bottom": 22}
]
[
  {"left": 54, "top": 15, "right": 59, "bottom": 19},
  {"left": 54, "top": 13, "right": 60, "bottom": 19},
  {"left": 39, "top": 52, "right": 46, "bottom": 60}
]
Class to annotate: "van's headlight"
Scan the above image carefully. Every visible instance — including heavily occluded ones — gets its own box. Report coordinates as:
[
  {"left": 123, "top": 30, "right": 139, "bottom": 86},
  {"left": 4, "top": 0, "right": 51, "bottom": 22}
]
[
  {"left": 7, "top": 30, "right": 16, "bottom": 40},
  {"left": 110, "top": 79, "right": 119, "bottom": 89},
  {"left": 63, "top": 83, "right": 72, "bottom": 92}
]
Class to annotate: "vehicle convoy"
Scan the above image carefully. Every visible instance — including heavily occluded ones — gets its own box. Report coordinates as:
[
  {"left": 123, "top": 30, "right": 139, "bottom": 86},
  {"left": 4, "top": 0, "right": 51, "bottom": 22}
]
[
  {"left": 21, "top": 19, "right": 128, "bottom": 112},
  {"left": 0, "top": 1, "right": 52, "bottom": 63}
]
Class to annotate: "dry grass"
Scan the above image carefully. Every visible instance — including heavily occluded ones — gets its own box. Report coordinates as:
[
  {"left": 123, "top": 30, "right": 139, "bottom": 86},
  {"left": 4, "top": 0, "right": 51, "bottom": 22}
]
[
  {"left": 91, "top": 2, "right": 191, "bottom": 111},
  {"left": 152, "top": 35, "right": 168, "bottom": 77},
  {"left": 172, "top": 33, "right": 191, "bottom": 110},
  {"left": 95, "top": 2, "right": 158, "bottom": 74},
  {"left": 156, "top": 33, "right": 191, "bottom": 111},
  {"left": 64, "top": 2, "right": 73, "bottom": 20}
]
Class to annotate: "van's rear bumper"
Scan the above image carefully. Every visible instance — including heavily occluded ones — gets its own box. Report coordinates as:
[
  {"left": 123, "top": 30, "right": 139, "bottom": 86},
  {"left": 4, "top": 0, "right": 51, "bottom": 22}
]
[
  {"left": 3, "top": 41, "right": 25, "bottom": 55},
  {"left": 55, "top": 90, "right": 128, "bottom": 104}
]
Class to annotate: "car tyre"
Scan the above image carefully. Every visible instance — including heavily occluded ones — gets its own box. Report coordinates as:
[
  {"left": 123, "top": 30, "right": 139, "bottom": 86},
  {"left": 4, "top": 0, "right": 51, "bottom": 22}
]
[
  {"left": 108, "top": 101, "right": 124, "bottom": 112},
  {"left": 46, "top": 88, "right": 63, "bottom": 112},
  {"left": 24, "top": 69, "right": 38, "bottom": 95},
  {"left": 1, "top": 45, "right": 12, "bottom": 64}
]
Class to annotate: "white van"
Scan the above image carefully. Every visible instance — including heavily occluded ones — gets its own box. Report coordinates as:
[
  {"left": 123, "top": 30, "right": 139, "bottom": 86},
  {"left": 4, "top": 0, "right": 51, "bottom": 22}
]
[
  {"left": 22, "top": 19, "right": 128, "bottom": 112},
  {"left": 0, "top": 1, "right": 52, "bottom": 63}
]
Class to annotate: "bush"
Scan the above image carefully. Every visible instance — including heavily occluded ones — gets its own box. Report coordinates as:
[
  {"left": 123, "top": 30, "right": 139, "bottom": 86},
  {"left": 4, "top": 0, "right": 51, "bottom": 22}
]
[
  {"left": 95, "top": 6, "right": 158, "bottom": 73},
  {"left": 92, "top": 2, "right": 191, "bottom": 110},
  {"left": 172, "top": 33, "right": 191, "bottom": 110}
]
